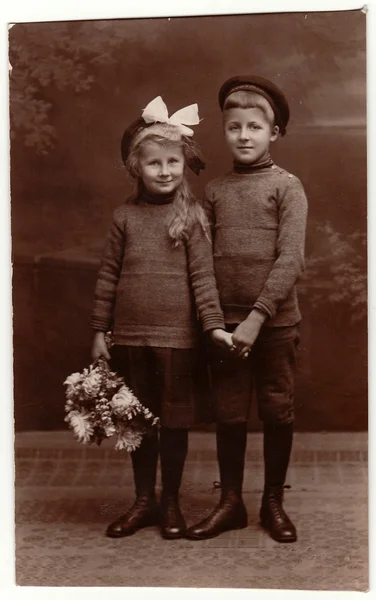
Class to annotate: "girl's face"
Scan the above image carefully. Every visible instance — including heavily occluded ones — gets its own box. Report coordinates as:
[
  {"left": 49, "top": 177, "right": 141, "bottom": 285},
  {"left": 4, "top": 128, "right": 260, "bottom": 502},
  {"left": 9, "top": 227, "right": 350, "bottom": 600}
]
[
  {"left": 223, "top": 106, "right": 279, "bottom": 164},
  {"left": 138, "top": 141, "right": 185, "bottom": 195}
]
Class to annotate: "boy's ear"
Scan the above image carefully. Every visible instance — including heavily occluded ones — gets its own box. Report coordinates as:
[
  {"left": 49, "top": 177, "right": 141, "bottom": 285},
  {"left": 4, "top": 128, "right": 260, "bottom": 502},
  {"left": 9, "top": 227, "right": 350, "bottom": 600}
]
[{"left": 270, "top": 125, "right": 279, "bottom": 142}]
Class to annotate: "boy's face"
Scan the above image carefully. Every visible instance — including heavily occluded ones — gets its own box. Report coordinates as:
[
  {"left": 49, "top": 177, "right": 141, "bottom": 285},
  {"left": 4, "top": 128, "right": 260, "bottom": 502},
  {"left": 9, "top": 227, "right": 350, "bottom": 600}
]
[{"left": 223, "top": 106, "right": 279, "bottom": 165}]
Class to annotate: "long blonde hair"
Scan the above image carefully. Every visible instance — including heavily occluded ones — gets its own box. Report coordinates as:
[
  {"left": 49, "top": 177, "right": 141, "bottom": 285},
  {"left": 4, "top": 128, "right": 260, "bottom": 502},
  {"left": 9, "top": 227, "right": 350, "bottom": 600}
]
[{"left": 126, "top": 123, "right": 209, "bottom": 246}]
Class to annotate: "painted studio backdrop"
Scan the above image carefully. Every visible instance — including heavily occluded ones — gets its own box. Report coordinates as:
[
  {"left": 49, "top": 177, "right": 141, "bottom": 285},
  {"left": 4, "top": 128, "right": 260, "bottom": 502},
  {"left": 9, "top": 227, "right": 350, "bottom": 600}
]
[{"left": 10, "top": 11, "right": 367, "bottom": 432}]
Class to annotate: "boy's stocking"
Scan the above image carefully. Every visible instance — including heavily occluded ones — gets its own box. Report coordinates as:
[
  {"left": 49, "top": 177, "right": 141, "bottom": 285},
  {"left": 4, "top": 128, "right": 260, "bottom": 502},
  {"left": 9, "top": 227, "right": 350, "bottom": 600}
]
[
  {"left": 217, "top": 421, "right": 247, "bottom": 494},
  {"left": 261, "top": 422, "right": 297, "bottom": 543},
  {"left": 185, "top": 421, "right": 248, "bottom": 540},
  {"left": 263, "top": 422, "right": 293, "bottom": 488}
]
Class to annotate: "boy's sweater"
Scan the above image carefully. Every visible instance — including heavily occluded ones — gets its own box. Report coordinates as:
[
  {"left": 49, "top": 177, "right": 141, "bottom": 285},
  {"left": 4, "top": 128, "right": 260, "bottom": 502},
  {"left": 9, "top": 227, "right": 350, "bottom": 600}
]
[
  {"left": 91, "top": 192, "right": 225, "bottom": 348},
  {"left": 204, "top": 164, "right": 308, "bottom": 327}
]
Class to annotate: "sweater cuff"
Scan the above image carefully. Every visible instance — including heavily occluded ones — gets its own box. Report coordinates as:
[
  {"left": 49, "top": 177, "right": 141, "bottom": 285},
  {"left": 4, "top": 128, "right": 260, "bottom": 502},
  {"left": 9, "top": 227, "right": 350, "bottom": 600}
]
[
  {"left": 253, "top": 299, "right": 275, "bottom": 320},
  {"left": 201, "top": 314, "right": 226, "bottom": 333},
  {"left": 90, "top": 315, "right": 112, "bottom": 332}
]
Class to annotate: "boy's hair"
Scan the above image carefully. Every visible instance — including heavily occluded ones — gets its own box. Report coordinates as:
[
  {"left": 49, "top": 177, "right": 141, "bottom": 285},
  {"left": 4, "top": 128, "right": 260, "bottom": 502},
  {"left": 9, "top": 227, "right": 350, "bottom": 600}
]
[
  {"left": 223, "top": 90, "right": 276, "bottom": 128},
  {"left": 126, "top": 123, "right": 208, "bottom": 246}
]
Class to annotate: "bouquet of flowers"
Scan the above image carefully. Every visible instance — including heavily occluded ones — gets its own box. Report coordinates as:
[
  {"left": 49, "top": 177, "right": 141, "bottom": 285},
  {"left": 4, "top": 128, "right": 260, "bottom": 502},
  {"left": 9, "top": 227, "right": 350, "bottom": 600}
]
[{"left": 64, "top": 353, "right": 159, "bottom": 452}]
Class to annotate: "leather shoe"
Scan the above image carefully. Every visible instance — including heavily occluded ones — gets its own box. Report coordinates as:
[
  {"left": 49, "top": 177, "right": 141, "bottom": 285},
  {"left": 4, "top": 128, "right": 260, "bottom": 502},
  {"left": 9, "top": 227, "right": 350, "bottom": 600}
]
[
  {"left": 185, "top": 491, "right": 247, "bottom": 540},
  {"left": 260, "top": 487, "right": 297, "bottom": 543},
  {"left": 106, "top": 495, "right": 160, "bottom": 538},
  {"left": 160, "top": 493, "right": 186, "bottom": 539}
]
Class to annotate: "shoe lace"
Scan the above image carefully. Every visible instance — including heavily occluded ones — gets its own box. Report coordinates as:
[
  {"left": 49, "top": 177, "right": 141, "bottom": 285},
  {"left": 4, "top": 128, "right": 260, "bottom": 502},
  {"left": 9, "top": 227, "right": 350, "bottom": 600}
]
[
  {"left": 134, "top": 495, "right": 156, "bottom": 510},
  {"left": 210, "top": 481, "right": 222, "bottom": 494},
  {"left": 267, "top": 491, "right": 289, "bottom": 523},
  {"left": 161, "top": 494, "right": 183, "bottom": 523}
]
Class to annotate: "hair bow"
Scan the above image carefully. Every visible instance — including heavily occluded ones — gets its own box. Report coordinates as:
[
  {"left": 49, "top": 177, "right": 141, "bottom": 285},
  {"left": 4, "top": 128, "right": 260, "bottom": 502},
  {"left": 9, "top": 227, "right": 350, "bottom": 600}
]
[{"left": 141, "top": 96, "right": 200, "bottom": 137}]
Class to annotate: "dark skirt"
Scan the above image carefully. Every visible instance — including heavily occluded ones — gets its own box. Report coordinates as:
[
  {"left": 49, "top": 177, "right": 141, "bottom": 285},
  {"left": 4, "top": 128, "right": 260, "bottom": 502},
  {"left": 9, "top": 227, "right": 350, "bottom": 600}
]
[{"left": 110, "top": 344, "right": 212, "bottom": 429}]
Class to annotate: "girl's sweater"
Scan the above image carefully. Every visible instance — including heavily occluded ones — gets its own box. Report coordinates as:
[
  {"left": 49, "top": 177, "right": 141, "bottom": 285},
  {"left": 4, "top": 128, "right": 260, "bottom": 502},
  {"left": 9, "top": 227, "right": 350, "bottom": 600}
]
[
  {"left": 91, "top": 191, "right": 225, "bottom": 348},
  {"left": 204, "top": 164, "right": 308, "bottom": 327}
]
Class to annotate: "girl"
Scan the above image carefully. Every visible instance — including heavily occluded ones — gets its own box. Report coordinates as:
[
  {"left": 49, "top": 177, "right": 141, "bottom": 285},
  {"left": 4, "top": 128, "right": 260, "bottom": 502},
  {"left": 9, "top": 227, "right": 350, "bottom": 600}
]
[{"left": 91, "top": 97, "right": 233, "bottom": 540}]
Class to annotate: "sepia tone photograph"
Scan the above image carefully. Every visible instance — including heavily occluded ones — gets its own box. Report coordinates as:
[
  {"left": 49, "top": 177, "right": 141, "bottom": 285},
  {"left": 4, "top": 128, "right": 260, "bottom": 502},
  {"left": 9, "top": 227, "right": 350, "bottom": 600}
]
[{"left": 10, "top": 7, "right": 367, "bottom": 591}]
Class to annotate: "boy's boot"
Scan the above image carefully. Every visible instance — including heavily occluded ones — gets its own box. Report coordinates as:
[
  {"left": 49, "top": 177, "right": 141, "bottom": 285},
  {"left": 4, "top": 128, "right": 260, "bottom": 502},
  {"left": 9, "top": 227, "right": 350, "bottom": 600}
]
[
  {"left": 159, "top": 427, "right": 188, "bottom": 540},
  {"left": 260, "top": 422, "right": 297, "bottom": 543},
  {"left": 106, "top": 431, "right": 160, "bottom": 537},
  {"left": 185, "top": 422, "right": 248, "bottom": 540}
]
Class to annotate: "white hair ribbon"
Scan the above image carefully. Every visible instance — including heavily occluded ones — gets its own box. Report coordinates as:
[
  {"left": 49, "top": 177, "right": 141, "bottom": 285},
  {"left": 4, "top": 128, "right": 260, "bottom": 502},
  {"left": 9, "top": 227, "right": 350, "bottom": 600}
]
[{"left": 141, "top": 96, "right": 200, "bottom": 137}]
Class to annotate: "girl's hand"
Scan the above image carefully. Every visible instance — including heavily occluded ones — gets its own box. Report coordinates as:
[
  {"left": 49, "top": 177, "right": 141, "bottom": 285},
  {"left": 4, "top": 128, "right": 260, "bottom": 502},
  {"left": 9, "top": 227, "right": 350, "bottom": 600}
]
[
  {"left": 91, "top": 331, "right": 111, "bottom": 361},
  {"left": 232, "top": 310, "right": 266, "bottom": 359},
  {"left": 209, "top": 328, "right": 234, "bottom": 350}
]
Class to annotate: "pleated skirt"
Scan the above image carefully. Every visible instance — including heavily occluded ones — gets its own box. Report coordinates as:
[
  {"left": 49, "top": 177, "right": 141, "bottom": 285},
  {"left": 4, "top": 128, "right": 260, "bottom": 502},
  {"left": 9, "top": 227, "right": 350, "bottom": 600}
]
[{"left": 110, "top": 344, "right": 212, "bottom": 429}]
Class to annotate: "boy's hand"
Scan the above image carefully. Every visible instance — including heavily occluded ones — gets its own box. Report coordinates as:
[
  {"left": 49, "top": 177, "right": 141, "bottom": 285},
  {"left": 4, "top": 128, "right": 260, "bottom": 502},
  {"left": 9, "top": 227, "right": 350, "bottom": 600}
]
[
  {"left": 91, "top": 331, "right": 111, "bottom": 361},
  {"left": 209, "top": 328, "right": 234, "bottom": 350},
  {"left": 232, "top": 310, "right": 267, "bottom": 359}
]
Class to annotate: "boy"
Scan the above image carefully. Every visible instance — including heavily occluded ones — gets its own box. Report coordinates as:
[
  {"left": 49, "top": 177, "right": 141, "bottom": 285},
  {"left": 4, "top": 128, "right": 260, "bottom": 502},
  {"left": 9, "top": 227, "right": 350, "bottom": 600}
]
[{"left": 185, "top": 75, "right": 308, "bottom": 543}]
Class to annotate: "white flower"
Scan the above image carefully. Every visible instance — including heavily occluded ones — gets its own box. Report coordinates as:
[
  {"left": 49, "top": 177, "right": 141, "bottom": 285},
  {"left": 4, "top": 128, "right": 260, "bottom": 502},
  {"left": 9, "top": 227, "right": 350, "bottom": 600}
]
[
  {"left": 82, "top": 371, "right": 102, "bottom": 397},
  {"left": 115, "top": 428, "right": 144, "bottom": 452},
  {"left": 65, "top": 387, "right": 79, "bottom": 401},
  {"left": 64, "top": 372, "right": 82, "bottom": 386},
  {"left": 111, "top": 385, "right": 139, "bottom": 415},
  {"left": 66, "top": 409, "right": 94, "bottom": 444},
  {"left": 64, "top": 398, "right": 76, "bottom": 413},
  {"left": 103, "top": 422, "right": 116, "bottom": 438}
]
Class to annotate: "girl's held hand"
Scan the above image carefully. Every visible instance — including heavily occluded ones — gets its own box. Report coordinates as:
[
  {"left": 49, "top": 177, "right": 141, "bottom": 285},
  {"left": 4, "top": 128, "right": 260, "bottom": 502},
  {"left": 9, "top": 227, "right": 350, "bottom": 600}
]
[
  {"left": 209, "top": 328, "right": 234, "bottom": 350},
  {"left": 92, "top": 332, "right": 111, "bottom": 361}
]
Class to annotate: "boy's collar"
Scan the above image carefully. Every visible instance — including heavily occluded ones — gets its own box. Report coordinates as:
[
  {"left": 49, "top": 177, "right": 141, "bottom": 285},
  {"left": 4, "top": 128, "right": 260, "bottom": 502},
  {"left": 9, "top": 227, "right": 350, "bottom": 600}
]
[{"left": 233, "top": 154, "right": 274, "bottom": 174}]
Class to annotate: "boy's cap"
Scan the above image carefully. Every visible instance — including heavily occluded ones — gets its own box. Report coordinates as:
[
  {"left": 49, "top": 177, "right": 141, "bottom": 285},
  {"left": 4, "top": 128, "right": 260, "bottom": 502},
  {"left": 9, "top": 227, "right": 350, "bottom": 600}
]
[{"left": 218, "top": 75, "right": 290, "bottom": 135}]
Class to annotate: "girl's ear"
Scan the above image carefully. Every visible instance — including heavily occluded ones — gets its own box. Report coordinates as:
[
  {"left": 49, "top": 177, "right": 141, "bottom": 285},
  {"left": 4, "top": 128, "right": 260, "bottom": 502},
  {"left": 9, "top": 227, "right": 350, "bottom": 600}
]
[{"left": 270, "top": 125, "right": 279, "bottom": 142}]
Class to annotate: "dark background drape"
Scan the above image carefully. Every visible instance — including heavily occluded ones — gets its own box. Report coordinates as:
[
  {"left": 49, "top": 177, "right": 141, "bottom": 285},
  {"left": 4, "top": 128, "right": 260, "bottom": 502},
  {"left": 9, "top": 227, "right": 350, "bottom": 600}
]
[{"left": 10, "top": 11, "right": 367, "bottom": 431}]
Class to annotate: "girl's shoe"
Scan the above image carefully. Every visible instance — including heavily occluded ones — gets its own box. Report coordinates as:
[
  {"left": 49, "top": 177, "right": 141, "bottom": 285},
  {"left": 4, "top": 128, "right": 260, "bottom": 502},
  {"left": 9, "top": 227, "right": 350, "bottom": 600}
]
[{"left": 160, "top": 492, "right": 186, "bottom": 539}]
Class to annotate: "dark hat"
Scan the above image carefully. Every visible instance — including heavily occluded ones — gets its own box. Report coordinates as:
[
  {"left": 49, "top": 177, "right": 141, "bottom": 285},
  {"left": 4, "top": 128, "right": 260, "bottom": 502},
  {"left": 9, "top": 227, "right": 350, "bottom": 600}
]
[
  {"left": 218, "top": 75, "right": 290, "bottom": 136},
  {"left": 120, "top": 117, "right": 205, "bottom": 176},
  {"left": 121, "top": 117, "right": 150, "bottom": 166}
]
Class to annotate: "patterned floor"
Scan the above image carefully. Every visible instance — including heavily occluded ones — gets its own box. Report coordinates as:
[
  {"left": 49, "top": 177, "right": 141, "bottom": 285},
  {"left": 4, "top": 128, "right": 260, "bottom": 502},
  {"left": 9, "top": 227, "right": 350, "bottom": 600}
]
[{"left": 15, "top": 431, "right": 368, "bottom": 590}]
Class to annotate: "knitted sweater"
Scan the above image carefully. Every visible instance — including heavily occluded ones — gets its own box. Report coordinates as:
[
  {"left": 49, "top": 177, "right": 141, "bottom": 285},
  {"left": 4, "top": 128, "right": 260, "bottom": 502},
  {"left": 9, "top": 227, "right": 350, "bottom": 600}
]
[
  {"left": 91, "top": 192, "right": 225, "bottom": 348},
  {"left": 204, "top": 164, "right": 308, "bottom": 327}
]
